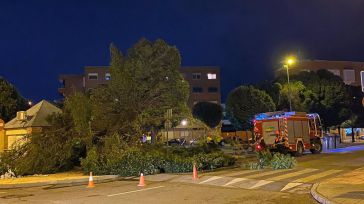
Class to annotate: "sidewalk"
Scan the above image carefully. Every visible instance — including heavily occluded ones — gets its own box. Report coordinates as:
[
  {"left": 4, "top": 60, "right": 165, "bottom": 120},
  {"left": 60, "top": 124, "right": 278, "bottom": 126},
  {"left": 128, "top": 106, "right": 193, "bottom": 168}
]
[
  {"left": 311, "top": 167, "right": 364, "bottom": 204},
  {"left": 0, "top": 171, "right": 120, "bottom": 189}
]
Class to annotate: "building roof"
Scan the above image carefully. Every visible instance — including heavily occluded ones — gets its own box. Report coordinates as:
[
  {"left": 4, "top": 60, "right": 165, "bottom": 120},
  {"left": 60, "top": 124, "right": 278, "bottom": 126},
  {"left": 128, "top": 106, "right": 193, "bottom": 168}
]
[{"left": 4, "top": 100, "right": 62, "bottom": 129}]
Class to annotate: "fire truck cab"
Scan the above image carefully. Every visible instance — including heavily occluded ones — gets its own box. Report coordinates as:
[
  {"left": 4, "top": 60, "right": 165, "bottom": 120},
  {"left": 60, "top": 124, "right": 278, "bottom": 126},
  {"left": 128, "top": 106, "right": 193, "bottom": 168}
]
[{"left": 253, "top": 111, "right": 323, "bottom": 156}]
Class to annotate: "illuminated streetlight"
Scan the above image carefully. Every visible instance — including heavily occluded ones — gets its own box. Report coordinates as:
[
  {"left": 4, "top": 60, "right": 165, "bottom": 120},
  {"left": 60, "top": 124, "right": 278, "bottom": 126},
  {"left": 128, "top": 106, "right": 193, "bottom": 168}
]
[
  {"left": 181, "top": 119, "right": 188, "bottom": 126},
  {"left": 284, "top": 56, "right": 296, "bottom": 112},
  {"left": 28, "top": 101, "right": 33, "bottom": 106}
]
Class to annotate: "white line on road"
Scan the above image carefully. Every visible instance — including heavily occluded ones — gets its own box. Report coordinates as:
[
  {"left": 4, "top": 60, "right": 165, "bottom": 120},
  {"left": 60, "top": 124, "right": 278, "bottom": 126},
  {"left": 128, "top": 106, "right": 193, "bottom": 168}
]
[
  {"left": 280, "top": 182, "right": 303, "bottom": 191},
  {"left": 248, "top": 180, "right": 273, "bottom": 189},
  {"left": 223, "top": 178, "right": 247, "bottom": 186},
  {"left": 198, "top": 176, "right": 222, "bottom": 184},
  {"left": 107, "top": 186, "right": 165, "bottom": 197}
]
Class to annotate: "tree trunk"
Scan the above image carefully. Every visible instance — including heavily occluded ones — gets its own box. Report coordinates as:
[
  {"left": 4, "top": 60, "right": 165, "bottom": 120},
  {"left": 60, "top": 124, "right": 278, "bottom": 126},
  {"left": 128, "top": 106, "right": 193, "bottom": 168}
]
[{"left": 352, "top": 127, "right": 355, "bottom": 143}]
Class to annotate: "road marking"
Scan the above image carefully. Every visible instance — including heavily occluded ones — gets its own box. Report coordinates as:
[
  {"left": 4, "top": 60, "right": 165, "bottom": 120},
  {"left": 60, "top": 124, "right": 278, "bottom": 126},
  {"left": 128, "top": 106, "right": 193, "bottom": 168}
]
[
  {"left": 248, "top": 180, "right": 273, "bottom": 189},
  {"left": 280, "top": 182, "right": 303, "bottom": 191},
  {"left": 199, "top": 176, "right": 222, "bottom": 184},
  {"left": 223, "top": 178, "right": 247, "bottom": 186},
  {"left": 268, "top": 168, "right": 319, "bottom": 181},
  {"left": 245, "top": 169, "right": 293, "bottom": 179},
  {"left": 292, "top": 169, "right": 343, "bottom": 183},
  {"left": 221, "top": 170, "right": 255, "bottom": 177},
  {"left": 107, "top": 186, "right": 165, "bottom": 197}
]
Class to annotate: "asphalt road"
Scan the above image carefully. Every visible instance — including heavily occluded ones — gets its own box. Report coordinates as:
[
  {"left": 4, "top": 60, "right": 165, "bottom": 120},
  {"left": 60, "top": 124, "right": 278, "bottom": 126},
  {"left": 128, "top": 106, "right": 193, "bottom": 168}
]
[
  {"left": 1, "top": 145, "right": 363, "bottom": 204},
  {"left": 0, "top": 180, "right": 315, "bottom": 204}
]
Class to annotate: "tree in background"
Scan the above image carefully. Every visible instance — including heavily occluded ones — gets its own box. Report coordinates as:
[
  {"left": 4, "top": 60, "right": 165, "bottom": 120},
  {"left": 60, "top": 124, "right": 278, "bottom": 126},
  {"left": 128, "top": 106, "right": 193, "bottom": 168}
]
[
  {"left": 192, "top": 102, "right": 222, "bottom": 128},
  {"left": 0, "top": 77, "right": 28, "bottom": 121},
  {"left": 91, "top": 39, "right": 190, "bottom": 143},
  {"left": 260, "top": 70, "right": 350, "bottom": 128},
  {"left": 291, "top": 70, "right": 351, "bottom": 127},
  {"left": 226, "top": 86, "right": 276, "bottom": 130},
  {"left": 278, "top": 81, "right": 315, "bottom": 112},
  {"left": 344, "top": 85, "right": 364, "bottom": 128}
]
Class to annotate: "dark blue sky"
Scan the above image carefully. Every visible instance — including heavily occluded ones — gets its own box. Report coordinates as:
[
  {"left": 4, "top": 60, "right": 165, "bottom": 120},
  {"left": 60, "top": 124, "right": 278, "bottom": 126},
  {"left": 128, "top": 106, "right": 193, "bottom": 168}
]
[{"left": 1, "top": 0, "right": 364, "bottom": 102}]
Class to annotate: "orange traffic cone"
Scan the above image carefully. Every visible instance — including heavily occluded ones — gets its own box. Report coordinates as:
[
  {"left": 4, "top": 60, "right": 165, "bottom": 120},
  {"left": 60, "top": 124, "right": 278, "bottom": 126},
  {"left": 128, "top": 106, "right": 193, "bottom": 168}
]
[
  {"left": 138, "top": 173, "right": 146, "bottom": 187},
  {"left": 193, "top": 164, "right": 198, "bottom": 180},
  {"left": 87, "top": 172, "right": 95, "bottom": 188}
]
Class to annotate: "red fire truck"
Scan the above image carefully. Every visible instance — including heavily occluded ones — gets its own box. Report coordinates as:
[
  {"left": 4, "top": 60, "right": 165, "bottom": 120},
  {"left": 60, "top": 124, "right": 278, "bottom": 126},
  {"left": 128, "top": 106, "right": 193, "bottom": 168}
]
[{"left": 253, "top": 111, "right": 323, "bottom": 156}]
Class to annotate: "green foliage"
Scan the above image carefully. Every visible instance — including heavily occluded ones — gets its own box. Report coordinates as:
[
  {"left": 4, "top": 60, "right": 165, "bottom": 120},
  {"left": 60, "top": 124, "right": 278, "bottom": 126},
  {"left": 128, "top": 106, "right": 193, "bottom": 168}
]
[
  {"left": 257, "top": 150, "right": 273, "bottom": 167},
  {"left": 64, "top": 92, "right": 92, "bottom": 135},
  {"left": 279, "top": 81, "right": 315, "bottom": 112},
  {"left": 343, "top": 86, "right": 364, "bottom": 127},
  {"left": 270, "top": 153, "right": 297, "bottom": 169},
  {"left": 247, "top": 151, "right": 297, "bottom": 170},
  {"left": 91, "top": 39, "right": 190, "bottom": 143},
  {"left": 81, "top": 145, "right": 235, "bottom": 176},
  {"left": 192, "top": 102, "right": 223, "bottom": 128},
  {"left": 261, "top": 69, "right": 351, "bottom": 127},
  {"left": 1, "top": 113, "right": 86, "bottom": 176},
  {"left": 226, "top": 86, "right": 276, "bottom": 130},
  {"left": 0, "top": 77, "right": 28, "bottom": 121}
]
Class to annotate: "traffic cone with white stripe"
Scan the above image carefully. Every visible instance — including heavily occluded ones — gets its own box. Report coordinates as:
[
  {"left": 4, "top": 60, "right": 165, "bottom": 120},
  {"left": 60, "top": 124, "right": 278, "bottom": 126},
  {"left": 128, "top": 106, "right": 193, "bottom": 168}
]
[
  {"left": 193, "top": 164, "right": 198, "bottom": 180},
  {"left": 87, "top": 172, "right": 95, "bottom": 188},
  {"left": 138, "top": 173, "right": 146, "bottom": 187}
]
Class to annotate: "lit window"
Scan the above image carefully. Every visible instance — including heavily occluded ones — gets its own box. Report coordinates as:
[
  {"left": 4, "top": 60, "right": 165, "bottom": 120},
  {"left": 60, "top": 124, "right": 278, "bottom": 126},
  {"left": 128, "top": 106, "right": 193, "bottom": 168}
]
[
  {"left": 343, "top": 69, "right": 355, "bottom": 84},
  {"left": 88, "top": 73, "right": 98, "bottom": 80},
  {"left": 207, "top": 73, "right": 217, "bottom": 79},
  {"left": 192, "top": 87, "right": 203, "bottom": 93},
  {"left": 105, "top": 73, "right": 111, "bottom": 80},
  {"left": 208, "top": 87, "right": 218, "bottom": 93},
  {"left": 192, "top": 73, "right": 201, "bottom": 80}
]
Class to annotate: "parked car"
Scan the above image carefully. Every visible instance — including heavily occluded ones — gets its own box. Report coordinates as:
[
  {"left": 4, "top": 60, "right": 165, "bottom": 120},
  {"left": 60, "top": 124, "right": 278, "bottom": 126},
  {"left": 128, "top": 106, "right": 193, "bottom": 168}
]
[{"left": 166, "top": 138, "right": 186, "bottom": 146}]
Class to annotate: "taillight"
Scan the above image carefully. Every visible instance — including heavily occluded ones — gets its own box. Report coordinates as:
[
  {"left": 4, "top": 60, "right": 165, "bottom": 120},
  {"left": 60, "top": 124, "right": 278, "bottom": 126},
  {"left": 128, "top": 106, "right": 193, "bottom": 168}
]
[{"left": 255, "top": 144, "right": 263, "bottom": 151}]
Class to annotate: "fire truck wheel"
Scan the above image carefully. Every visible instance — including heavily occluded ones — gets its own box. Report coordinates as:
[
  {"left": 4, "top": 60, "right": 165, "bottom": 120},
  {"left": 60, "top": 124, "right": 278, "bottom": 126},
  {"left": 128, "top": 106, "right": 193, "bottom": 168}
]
[
  {"left": 294, "top": 142, "right": 304, "bottom": 157},
  {"left": 310, "top": 140, "right": 322, "bottom": 154}
]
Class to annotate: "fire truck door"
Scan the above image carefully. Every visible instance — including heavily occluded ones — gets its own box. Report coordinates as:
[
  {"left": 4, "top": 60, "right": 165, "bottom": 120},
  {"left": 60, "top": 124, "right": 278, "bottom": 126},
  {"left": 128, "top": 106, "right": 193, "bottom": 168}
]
[{"left": 262, "top": 121, "right": 279, "bottom": 145}]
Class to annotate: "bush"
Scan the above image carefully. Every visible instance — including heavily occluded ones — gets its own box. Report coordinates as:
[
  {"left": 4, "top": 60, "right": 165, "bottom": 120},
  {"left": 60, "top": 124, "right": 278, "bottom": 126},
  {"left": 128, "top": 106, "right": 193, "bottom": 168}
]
[
  {"left": 257, "top": 150, "right": 273, "bottom": 167},
  {"left": 249, "top": 151, "right": 296, "bottom": 170},
  {"left": 270, "top": 153, "right": 297, "bottom": 169},
  {"left": 81, "top": 145, "right": 236, "bottom": 176}
]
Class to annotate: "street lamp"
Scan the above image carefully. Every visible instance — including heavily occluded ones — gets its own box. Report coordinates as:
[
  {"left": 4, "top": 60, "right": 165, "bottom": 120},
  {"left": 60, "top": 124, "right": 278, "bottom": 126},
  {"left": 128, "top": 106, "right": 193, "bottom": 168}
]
[
  {"left": 284, "top": 57, "right": 296, "bottom": 112},
  {"left": 181, "top": 119, "right": 188, "bottom": 126}
]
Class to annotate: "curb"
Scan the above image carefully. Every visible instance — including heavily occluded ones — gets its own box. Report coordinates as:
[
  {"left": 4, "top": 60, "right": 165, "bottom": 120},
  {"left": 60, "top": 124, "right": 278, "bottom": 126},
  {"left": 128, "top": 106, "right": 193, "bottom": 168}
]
[
  {"left": 0, "top": 175, "right": 121, "bottom": 189},
  {"left": 310, "top": 183, "right": 337, "bottom": 204}
]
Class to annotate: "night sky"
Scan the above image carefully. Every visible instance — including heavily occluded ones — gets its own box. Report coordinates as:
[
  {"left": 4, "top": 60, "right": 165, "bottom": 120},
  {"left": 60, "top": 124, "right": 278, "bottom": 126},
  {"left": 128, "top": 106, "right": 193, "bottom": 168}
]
[{"left": 1, "top": 0, "right": 364, "bottom": 102}]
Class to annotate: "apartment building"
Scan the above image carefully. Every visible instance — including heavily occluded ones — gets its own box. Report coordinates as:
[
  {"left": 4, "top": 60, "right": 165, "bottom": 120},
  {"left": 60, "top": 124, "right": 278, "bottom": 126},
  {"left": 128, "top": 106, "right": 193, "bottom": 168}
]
[
  {"left": 276, "top": 59, "right": 364, "bottom": 86},
  {"left": 179, "top": 66, "right": 221, "bottom": 107},
  {"left": 59, "top": 66, "right": 221, "bottom": 108}
]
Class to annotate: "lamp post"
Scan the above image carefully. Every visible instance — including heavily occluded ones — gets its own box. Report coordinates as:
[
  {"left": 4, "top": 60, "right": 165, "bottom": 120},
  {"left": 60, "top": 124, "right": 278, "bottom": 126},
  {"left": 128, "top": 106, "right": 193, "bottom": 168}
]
[{"left": 284, "top": 57, "right": 295, "bottom": 112}]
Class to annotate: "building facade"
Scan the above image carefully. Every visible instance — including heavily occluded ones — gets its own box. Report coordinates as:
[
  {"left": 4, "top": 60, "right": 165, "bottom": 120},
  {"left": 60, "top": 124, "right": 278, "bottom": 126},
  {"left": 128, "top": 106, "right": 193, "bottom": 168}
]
[
  {"left": 59, "top": 66, "right": 221, "bottom": 108},
  {"left": 2, "top": 100, "right": 61, "bottom": 152},
  {"left": 179, "top": 66, "right": 221, "bottom": 107},
  {"left": 277, "top": 59, "right": 364, "bottom": 86}
]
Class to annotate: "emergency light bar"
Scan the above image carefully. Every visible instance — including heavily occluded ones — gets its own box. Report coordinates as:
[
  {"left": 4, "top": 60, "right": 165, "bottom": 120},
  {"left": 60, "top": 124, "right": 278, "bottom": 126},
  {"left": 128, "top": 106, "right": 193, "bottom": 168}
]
[{"left": 254, "top": 111, "right": 309, "bottom": 121}]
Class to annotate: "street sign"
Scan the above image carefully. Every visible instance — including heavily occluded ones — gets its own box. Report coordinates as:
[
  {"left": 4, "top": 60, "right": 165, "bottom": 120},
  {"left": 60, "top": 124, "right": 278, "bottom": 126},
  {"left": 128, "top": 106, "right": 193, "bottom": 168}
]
[{"left": 361, "top": 71, "right": 364, "bottom": 92}]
